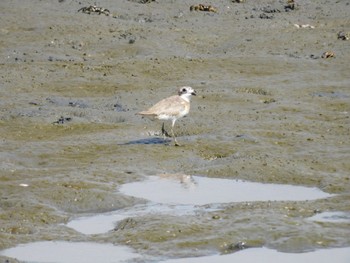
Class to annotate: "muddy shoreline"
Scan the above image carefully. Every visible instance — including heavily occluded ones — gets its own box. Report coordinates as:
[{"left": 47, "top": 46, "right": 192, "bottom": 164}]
[{"left": 1, "top": 0, "right": 349, "bottom": 261}]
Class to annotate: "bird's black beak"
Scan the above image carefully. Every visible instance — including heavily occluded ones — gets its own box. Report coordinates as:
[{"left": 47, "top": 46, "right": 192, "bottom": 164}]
[{"left": 192, "top": 91, "right": 197, "bottom": 96}]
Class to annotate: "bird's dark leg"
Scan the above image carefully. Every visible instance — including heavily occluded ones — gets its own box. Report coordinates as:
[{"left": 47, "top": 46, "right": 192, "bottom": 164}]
[
  {"left": 161, "top": 122, "right": 171, "bottom": 139},
  {"left": 161, "top": 122, "right": 166, "bottom": 140}
]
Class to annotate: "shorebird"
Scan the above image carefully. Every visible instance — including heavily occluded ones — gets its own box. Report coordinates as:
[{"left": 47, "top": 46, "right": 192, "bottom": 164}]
[{"left": 137, "top": 86, "right": 197, "bottom": 146}]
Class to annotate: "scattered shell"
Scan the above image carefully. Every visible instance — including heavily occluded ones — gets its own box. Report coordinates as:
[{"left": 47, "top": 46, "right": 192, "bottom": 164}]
[
  {"left": 78, "top": 5, "right": 110, "bottom": 16},
  {"left": 223, "top": 241, "right": 249, "bottom": 253},
  {"left": 321, "top": 51, "right": 335, "bottom": 59},
  {"left": 260, "top": 98, "right": 276, "bottom": 104},
  {"left": 128, "top": 0, "right": 155, "bottom": 3},
  {"left": 52, "top": 116, "right": 72, "bottom": 125},
  {"left": 294, "top": 24, "right": 315, "bottom": 29},
  {"left": 259, "top": 13, "right": 274, "bottom": 19},
  {"left": 261, "top": 6, "right": 281, "bottom": 14},
  {"left": 285, "top": 0, "right": 295, "bottom": 11},
  {"left": 19, "top": 183, "right": 29, "bottom": 187},
  {"left": 114, "top": 218, "right": 137, "bottom": 231},
  {"left": 190, "top": 4, "right": 218, "bottom": 13}
]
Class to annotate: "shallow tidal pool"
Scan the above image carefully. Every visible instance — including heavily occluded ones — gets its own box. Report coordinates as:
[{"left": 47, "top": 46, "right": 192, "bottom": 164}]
[{"left": 118, "top": 175, "right": 333, "bottom": 205}]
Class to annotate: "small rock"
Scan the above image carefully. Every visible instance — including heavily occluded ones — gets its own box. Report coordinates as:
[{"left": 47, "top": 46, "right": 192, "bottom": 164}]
[{"left": 337, "top": 31, "right": 350, "bottom": 40}]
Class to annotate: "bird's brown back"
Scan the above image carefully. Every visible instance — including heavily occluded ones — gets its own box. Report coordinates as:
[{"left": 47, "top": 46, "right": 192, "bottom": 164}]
[{"left": 137, "top": 95, "right": 189, "bottom": 118}]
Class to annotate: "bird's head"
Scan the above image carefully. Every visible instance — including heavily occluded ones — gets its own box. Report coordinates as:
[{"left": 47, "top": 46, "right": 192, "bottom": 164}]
[{"left": 178, "top": 86, "right": 197, "bottom": 99}]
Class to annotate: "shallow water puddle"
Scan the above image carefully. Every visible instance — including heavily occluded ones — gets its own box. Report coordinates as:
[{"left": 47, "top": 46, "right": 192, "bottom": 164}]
[
  {"left": 66, "top": 203, "right": 202, "bottom": 235},
  {"left": 161, "top": 247, "right": 350, "bottom": 263},
  {"left": 66, "top": 212, "right": 127, "bottom": 235},
  {"left": 308, "top": 211, "right": 350, "bottom": 223},
  {"left": 0, "top": 241, "right": 140, "bottom": 263},
  {"left": 119, "top": 175, "right": 333, "bottom": 205},
  {"left": 66, "top": 175, "right": 332, "bottom": 235}
]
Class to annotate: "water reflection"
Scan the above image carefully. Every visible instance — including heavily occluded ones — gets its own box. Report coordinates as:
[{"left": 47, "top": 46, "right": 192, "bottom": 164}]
[
  {"left": 121, "top": 137, "right": 171, "bottom": 145},
  {"left": 119, "top": 175, "right": 333, "bottom": 205}
]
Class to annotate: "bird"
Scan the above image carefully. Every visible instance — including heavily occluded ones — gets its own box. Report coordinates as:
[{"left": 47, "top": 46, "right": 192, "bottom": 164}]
[{"left": 137, "top": 86, "right": 197, "bottom": 146}]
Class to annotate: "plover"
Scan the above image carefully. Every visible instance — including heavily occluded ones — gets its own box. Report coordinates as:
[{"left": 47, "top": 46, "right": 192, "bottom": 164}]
[{"left": 137, "top": 86, "right": 196, "bottom": 146}]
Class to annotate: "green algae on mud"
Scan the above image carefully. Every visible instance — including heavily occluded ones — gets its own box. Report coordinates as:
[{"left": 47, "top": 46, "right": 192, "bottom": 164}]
[
  {"left": 0, "top": 119, "right": 121, "bottom": 141},
  {"left": 1, "top": 0, "right": 350, "bottom": 260}
]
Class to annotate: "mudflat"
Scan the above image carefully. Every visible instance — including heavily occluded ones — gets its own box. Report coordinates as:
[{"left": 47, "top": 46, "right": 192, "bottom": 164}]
[{"left": 0, "top": 0, "right": 349, "bottom": 261}]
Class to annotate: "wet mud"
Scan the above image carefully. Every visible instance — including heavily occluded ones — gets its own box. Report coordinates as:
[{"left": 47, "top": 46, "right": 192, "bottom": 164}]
[{"left": 1, "top": 0, "right": 350, "bottom": 261}]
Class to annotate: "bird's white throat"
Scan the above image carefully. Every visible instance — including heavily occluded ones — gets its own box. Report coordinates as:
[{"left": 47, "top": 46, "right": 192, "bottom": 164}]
[{"left": 180, "top": 93, "right": 192, "bottom": 102}]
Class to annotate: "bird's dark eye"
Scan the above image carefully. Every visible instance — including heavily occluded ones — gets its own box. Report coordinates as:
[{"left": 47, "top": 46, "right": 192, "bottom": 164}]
[{"left": 182, "top": 88, "right": 187, "bottom": 92}]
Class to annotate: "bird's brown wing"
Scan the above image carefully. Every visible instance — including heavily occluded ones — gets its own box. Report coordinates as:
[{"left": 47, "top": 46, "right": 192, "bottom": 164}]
[{"left": 138, "top": 96, "right": 187, "bottom": 117}]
